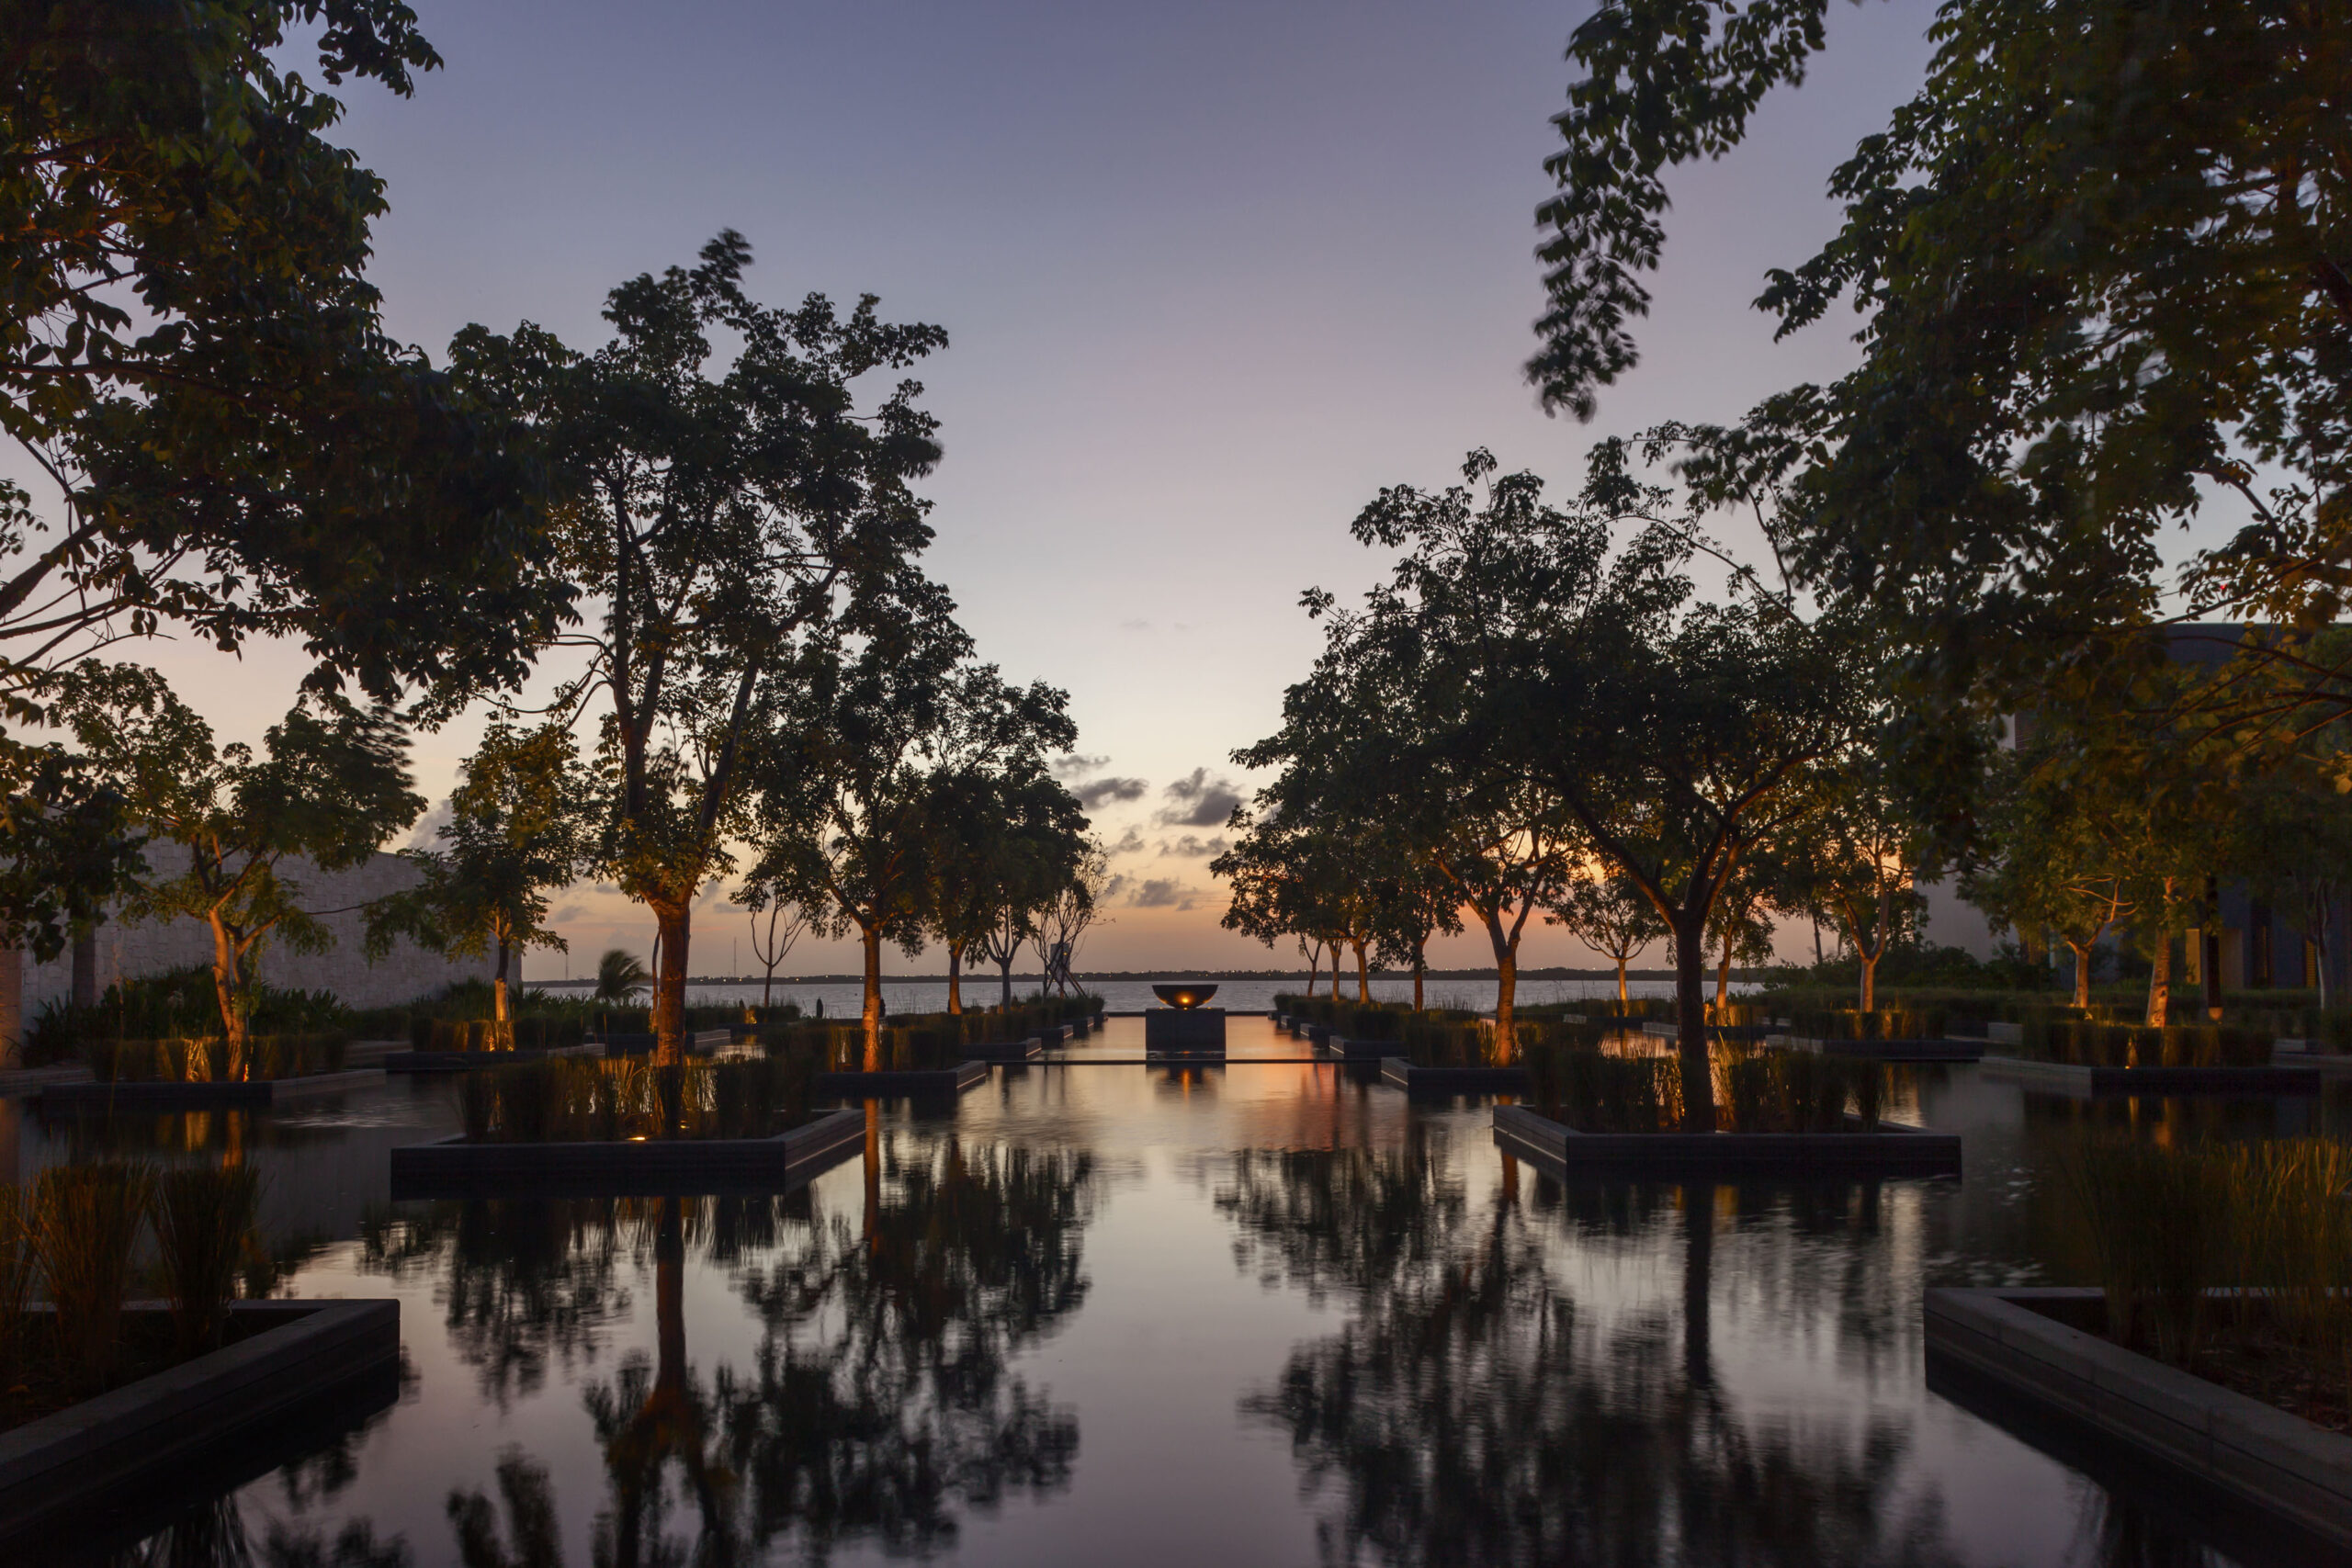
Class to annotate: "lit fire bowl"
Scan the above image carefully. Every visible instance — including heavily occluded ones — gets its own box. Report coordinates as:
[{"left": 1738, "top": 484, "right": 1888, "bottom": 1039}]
[{"left": 1147, "top": 986, "right": 1226, "bottom": 1054}]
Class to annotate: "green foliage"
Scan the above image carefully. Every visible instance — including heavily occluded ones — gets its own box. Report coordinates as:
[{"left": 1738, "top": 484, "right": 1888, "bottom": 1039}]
[
  {"left": 150, "top": 1166, "right": 260, "bottom": 1357},
  {"left": 593, "top": 949, "right": 650, "bottom": 1005},
  {"left": 35, "top": 1163, "right": 150, "bottom": 1392},
  {"left": 458, "top": 1056, "right": 820, "bottom": 1143}
]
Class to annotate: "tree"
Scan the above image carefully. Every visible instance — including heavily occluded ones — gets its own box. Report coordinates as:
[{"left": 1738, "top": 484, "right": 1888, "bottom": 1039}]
[
  {"left": 457, "top": 231, "right": 948, "bottom": 1067},
  {"left": 1781, "top": 747, "right": 1927, "bottom": 1012},
  {"left": 369, "top": 721, "right": 585, "bottom": 1021},
  {"left": 1551, "top": 864, "right": 1666, "bottom": 1010},
  {"left": 925, "top": 765, "right": 1086, "bottom": 1015},
  {"left": 740, "top": 890, "right": 809, "bottom": 1011},
  {"left": 1532, "top": 0, "right": 2352, "bottom": 762},
  {"left": 594, "top": 948, "right": 650, "bottom": 1005},
  {"left": 1962, "top": 745, "right": 2137, "bottom": 1010},
  {"left": 0, "top": 5, "right": 573, "bottom": 955},
  {"left": 51, "top": 662, "right": 422, "bottom": 1075},
  {"left": 1212, "top": 812, "right": 1395, "bottom": 1005},
  {"left": 1369, "top": 840, "right": 1464, "bottom": 1012},
  {"left": 1030, "top": 841, "right": 1107, "bottom": 998},
  {"left": 752, "top": 626, "right": 1076, "bottom": 1067}
]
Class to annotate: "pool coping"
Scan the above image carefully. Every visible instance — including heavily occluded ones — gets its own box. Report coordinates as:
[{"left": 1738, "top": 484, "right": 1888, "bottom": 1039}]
[
  {"left": 39, "top": 1067, "right": 386, "bottom": 1108},
  {"left": 0, "top": 1299, "right": 399, "bottom": 1546},
  {"left": 1980, "top": 1056, "right": 2320, "bottom": 1096},
  {"left": 390, "top": 1104, "right": 869, "bottom": 1197},
  {"left": 1767, "top": 1035, "right": 1987, "bottom": 1062},
  {"left": 810, "top": 1059, "right": 991, "bottom": 1096},
  {"left": 1492, "top": 1102, "right": 1962, "bottom": 1175},
  {"left": 382, "top": 1043, "right": 605, "bottom": 1073},
  {"left": 1924, "top": 1286, "right": 2352, "bottom": 1549}
]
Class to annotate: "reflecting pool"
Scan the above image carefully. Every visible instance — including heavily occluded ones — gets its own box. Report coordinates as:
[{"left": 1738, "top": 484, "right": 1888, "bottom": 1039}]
[{"left": 5, "top": 1016, "right": 2341, "bottom": 1566}]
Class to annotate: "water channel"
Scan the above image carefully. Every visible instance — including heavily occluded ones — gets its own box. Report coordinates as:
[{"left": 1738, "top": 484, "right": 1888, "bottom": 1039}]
[{"left": 5, "top": 1016, "right": 2339, "bottom": 1566}]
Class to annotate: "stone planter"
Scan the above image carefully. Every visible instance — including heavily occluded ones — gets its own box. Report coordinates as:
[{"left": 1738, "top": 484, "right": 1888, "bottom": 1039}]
[
  {"left": 1981, "top": 1057, "right": 2319, "bottom": 1097},
  {"left": 811, "top": 1059, "right": 991, "bottom": 1097},
  {"left": 1381, "top": 1058, "right": 1526, "bottom": 1092},
  {"left": 40, "top": 1068, "right": 385, "bottom": 1109},
  {"left": 390, "top": 1106, "right": 869, "bottom": 1198},
  {"left": 1492, "top": 1103, "right": 1961, "bottom": 1176}
]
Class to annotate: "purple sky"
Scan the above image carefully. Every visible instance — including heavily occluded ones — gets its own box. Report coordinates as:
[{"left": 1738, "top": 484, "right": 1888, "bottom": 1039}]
[{"left": 139, "top": 1, "right": 1960, "bottom": 975}]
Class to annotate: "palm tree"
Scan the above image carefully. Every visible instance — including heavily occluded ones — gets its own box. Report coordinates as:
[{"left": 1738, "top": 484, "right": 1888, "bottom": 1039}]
[{"left": 594, "top": 948, "right": 650, "bottom": 1004}]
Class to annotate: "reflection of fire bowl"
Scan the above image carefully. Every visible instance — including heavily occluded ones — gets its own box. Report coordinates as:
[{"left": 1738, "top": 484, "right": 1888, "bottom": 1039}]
[{"left": 1152, "top": 984, "right": 1219, "bottom": 1010}]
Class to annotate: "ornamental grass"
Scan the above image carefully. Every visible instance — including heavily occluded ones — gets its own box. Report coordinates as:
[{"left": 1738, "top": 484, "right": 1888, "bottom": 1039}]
[
  {"left": 0, "top": 1184, "right": 30, "bottom": 1385},
  {"left": 80, "top": 1032, "right": 348, "bottom": 1083},
  {"left": 458, "top": 1055, "right": 821, "bottom": 1142},
  {"left": 150, "top": 1165, "right": 261, "bottom": 1357},
  {"left": 36, "top": 1162, "right": 151, "bottom": 1392},
  {"left": 1529, "top": 1043, "right": 1885, "bottom": 1134},
  {"left": 2062, "top": 1136, "right": 2352, "bottom": 1416}
]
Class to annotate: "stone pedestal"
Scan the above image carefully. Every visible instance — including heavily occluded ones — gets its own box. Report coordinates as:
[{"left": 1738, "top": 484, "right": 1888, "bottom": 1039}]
[{"left": 1144, "top": 1008, "right": 1226, "bottom": 1053}]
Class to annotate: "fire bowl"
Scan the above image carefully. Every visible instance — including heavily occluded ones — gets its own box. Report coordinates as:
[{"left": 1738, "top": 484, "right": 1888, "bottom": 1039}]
[{"left": 1151, "top": 984, "right": 1219, "bottom": 1010}]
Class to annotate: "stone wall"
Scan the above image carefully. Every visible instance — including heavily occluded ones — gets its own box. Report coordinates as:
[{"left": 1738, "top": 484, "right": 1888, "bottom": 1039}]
[{"left": 5, "top": 849, "right": 492, "bottom": 1056}]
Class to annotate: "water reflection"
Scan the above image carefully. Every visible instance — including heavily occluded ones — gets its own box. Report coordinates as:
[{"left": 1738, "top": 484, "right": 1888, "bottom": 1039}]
[{"left": 1227, "top": 1148, "right": 1962, "bottom": 1566}]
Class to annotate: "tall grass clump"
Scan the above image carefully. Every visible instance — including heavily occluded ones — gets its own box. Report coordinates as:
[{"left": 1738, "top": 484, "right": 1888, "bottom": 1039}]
[
  {"left": 0, "top": 1184, "right": 31, "bottom": 1384},
  {"left": 150, "top": 1167, "right": 261, "bottom": 1356},
  {"left": 36, "top": 1163, "right": 151, "bottom": 1392},
  {"left": 2062, "top": 1136, "right": 2352, "bottom": 1393}
]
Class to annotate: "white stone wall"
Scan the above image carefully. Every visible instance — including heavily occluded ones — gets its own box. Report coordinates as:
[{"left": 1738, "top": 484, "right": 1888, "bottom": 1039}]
[
  {"left": 17, "top": 847, "right": 493, "bottom": 1016},
  {"left": 1915, "top": 874, "right": 2000, "bottom": 961}
]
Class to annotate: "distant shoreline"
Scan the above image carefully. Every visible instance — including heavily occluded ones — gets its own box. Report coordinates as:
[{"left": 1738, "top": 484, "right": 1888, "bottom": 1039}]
[{"left": 526, "top": 966, "right": 1759, "bottom": 987}]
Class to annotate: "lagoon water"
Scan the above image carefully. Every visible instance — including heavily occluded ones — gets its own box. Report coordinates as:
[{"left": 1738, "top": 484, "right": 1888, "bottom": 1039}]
[{"left": 4, "top": 1016, "right": 2335, "bottom": 1566}]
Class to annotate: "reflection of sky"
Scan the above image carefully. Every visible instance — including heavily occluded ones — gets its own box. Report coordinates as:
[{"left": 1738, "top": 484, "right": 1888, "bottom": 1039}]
[
  {"left": 27, "top": 0, "right": 2110, "bottom": 968},
  {"left": 40, "top": 1035, "right": 2317, "bottom": 1563}
]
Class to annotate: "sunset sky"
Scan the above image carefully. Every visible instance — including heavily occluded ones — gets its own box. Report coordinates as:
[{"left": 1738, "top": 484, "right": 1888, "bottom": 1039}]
[{"left": 102, "top": 0, "right": 1961, "bottom": 975}]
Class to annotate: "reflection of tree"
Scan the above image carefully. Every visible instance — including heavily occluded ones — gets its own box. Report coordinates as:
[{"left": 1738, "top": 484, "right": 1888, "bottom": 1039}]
[
  {"left": 449, "top": 1448, "right": 566, "bottom": 1568},
  {"left": 1216, "top": 1144, "right": 1462, "bottom": 1306},
  {"left": 108, "top": 1502, "right": 411, "bottom": 1567},
  {"left": 1232, "top": 1156, "right": 1963, "bottom": 1568},
  {"left": 566, "top": 1132, "right": 1094, "bottom": 1566},
  {"left": 362, "top": 1199, "right": 635, "bottom": 1406}
]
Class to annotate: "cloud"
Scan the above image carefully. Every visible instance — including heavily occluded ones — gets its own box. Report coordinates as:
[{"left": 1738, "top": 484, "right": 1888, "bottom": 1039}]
[
  {"left": 404, "top": 798, "right": 453, "bottom": 851},
  {"left": 1109, "top": 826, "right": 1146, "bottom": 854},
  {"left": 1155, "top": 768, "right": 1244, "bottom": 829},
  {"left": 1073, "top": 775, "right": 1148, "bottom": 808},
  {"left": 1130, "top": 878, "right": 1193, "bottom": 909},
  {"left": 1119, "top": 618, "right": 1151, "bottom": 632},
  {"left": 1052, "top": 753, "right": 1109, "bottom": 779},
  {"left": 552, "top": 903, "right": 586, "bottom": 923},
  {"left": 1159, "top": 834, "right": 1227, "bottom": 858},
  {"left": 1101, "top": 873, "right": 1131, "bottom": 902}
]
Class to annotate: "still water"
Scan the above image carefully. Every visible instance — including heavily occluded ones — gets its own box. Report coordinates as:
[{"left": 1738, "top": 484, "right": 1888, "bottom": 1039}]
[{"left": 3, "top": 1017, "right": 2335, "bottom": 1566}]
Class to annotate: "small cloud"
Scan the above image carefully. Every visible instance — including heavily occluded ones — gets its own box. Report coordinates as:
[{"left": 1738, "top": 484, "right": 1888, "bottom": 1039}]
[
  {"left": 405, "top": 798, "right": 453, "bottom": 851},
  {"left": 1154, "top": 768, "right": 1244, "bottom": 829},
  {"left": 1130, "top": 878, "right": 1192, "bottom": 909},
  {"left": 552, "top": 903, "right": 586, "bottom": 922},
  {"left": 1074, "top": 775, "right": 1148, "bottom": 809},
  {"left": 1052, "top": 753, "right": 1109, "bottom": 780},
  {"left": 1159, "top": 834, "right": 1227, "bottom": 858},
  {"left": 1109, "top": 826, "right": 1146, "bottom": 854},
  {"left": 1101, "top": 873, "right": 1131, "bottom": 902},
  {"left": 1119, "top": 618, "right": 1152, "bottom": 632}
]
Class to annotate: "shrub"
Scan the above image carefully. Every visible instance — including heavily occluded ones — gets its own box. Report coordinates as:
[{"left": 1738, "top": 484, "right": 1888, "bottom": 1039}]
[
  {"left": 36, "top": 1163, "right": 151, "bottom": 1392},
  {"left": 150, "top": 1166, "right": 260, "bottom": 1356}
]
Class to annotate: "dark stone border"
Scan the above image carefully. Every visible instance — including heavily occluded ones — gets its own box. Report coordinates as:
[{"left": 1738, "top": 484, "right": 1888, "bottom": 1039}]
[
  {"left": 594, "top": 1029, "right": 733, "bottom": 1056},
  {"left": 1382, "top": 1058, "right": 1527, "bottom": 1092},
  {"left": 383, "top": 1043, "right": 603, "bottom": 1074},
  {"left": 1493, "top": 1103, "right": 1962, "bottom": 1175},
  {"left": 1767, "top": 1035, "right": 1986, "bottom": 1062},
  {"left": 390, "top": 1105, "right": 867, "bottom": 1198},
  {"left": 40, "top": 1068, "right": 385, "bottom": 1108},
  {"left": 967, "top": 1038, "right": 1045, "bottom": 1064},
  {"left": 1326, "top": 1036, "right": 1405, "bottom": 1061},
  {"left": 811, "top": 1059, "right": 990, "bottom": 1096},
  {"left": 0, "top": 1065, "right": 92, "bottom": 1097},
  {"left": 1982, "top": 1055, "right": 2320, "bottom": 1096},
  {"left": 0, "top": 1299, "right": 398, "bottom": 1551},
  {"left": 1925, "top": 1287, "right": 2352, "bottom": 1551}
]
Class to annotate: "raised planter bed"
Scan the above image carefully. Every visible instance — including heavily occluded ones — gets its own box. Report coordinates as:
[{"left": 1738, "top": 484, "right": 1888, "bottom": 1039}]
[
  {"left": 1381, "top": 1058, "right": 1527, "bottom": 1092},
  {"left": 811, "top": 1059, "right": 990, "bottom": 1097},
  {"left": 1325, "top": 1035, "right": 1405, "bottom": 1062},
  {"left": 1766, "top": 1034, "right": 1986, "bottom": 1063},
  {"left": 0, "top": 1299, "right": 399, "bottom": 1554},
  {"left": 1981, "top": 1056, "right": 2320, "bottom": 1097},
  {"left": 390, "top": 1105, "right": 868, "bottom": 1198},
  {"left": 383, "top": 1043, "right": 604, "bottom": 1074},
  {"left": 967, "top": 1037, "right": 1046, "bottom": 1064},
  {"left": 1925, "top": 1287, "right": 2352, "bottom": 1552},
  {"left": 1640, "top": 1021, "right": 1775, "bottom": 1040},
  {"left": 1492, "top": 1102, "right": 1962, "bottom": 1176},
  {"left": 40, "top": 1067, "right": 385, "bottom": 1109},
  {"left": 0, "top": 1064, "right": 93, "bottom": 1097}
]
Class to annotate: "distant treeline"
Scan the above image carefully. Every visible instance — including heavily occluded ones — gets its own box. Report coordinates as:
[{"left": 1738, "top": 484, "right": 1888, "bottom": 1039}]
[{"left": 528, "top": 966, "right": 1747, "bottom": 987}]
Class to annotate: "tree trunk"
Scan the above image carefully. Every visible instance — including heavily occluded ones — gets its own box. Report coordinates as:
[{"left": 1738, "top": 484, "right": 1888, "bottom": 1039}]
[
  {"left": 947, "top": 940, "right": 964, "bottom": 1015},
  {"left": 1412, "top": 936, "right": 1425, "bottom": 1012},
  {"left": 1616, "top": 955, "right": 1629, "bottom": 1009},
  {"left": 1352, "top": 939, "right": 1371, "bottom": 1003},
  {"left": 652, "top": 902, "right": 691, "bottom": 1070},
  {"left": 2202, "top": 875, "right": 2223, "bottom": 1020},
  {"left": 861, "top": 923, "right": 885, "bottom": 1071},
  {"left": 1858, "top": 946, "right": 1877, "bottom": 1012},
  {"left": 1493, "top": 948, "right": 1517, "bottom": 1066},
  {"left": 998, "top": 950, "right": 1015, "bottom": 1010},
  {"left": 207, "top": 910, "right": 247, "bottom": 1082},
  {"left": 1674, "top": 911, "right": 1714, "bottom": 1132},
  {"left": 2145, "top": 934, "right": 2171, "bottom": 1029},
  {"left": 1713, "top": 943, "right": 1733, "bottom": 1012},
  {"left": 493, "top": 938, "right": 512, "bottom": 1024},
  {"left": 2070, "top": 942, "right": 2093, "bottom": 1010}
]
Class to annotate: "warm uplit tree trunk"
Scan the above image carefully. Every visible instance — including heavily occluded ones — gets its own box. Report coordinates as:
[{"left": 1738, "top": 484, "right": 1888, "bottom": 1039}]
[
  {"left": 1352, "top": 939, "right": 1371, "bottom": 1003},
  {"left": 206, "top": 911, "right": 250, "bottom": 1081},
  {"left": 861, "top": 925, "right": 885, "bottom": 1071},
  {"left": 946, "top": 940, "right": 965, "bottom": 1014},
  {"left": 651, "top": 901, "right": 691, "bottom": 1069},
  {"left": 1411, "top": 937, "right": 1425, "bottom": 1012},
  {"left": 1671, "top": 909, "right": 1715, "bottom": 1132},
  {"left": 492, "top": 935, "right": 513, "bottom": 1024},
  {"left": 1615, "top": 956, "right": 1630, "bottom": 1008},
  {"left": 2066, "top": 941, "right": 2094, "bottom": 1010}
]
